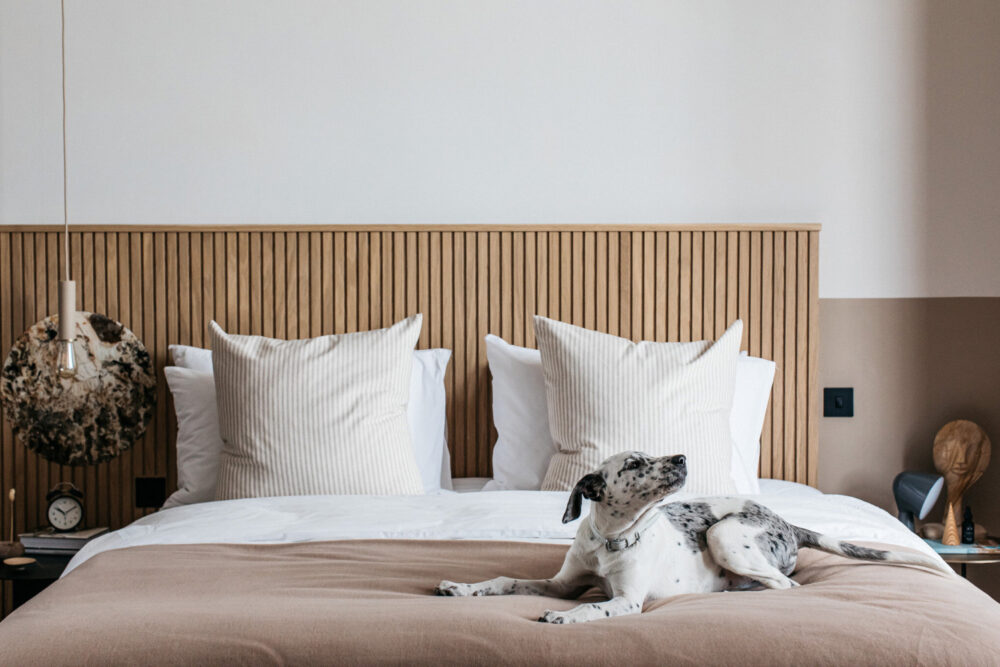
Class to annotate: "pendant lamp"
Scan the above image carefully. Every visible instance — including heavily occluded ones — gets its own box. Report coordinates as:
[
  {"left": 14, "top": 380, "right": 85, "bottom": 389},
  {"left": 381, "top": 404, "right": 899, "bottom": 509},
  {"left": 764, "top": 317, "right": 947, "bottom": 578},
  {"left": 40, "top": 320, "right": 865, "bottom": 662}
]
[{"left": 0, "top": 0, "right": 156, "bottom": 466}]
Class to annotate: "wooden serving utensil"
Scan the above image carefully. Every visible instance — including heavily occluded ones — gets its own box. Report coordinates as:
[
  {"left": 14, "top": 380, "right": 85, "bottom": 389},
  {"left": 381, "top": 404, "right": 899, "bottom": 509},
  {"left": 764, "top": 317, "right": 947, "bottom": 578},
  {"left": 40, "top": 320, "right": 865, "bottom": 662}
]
[{"left": 0, "top": 488, "right": 25, "bottom": 559}]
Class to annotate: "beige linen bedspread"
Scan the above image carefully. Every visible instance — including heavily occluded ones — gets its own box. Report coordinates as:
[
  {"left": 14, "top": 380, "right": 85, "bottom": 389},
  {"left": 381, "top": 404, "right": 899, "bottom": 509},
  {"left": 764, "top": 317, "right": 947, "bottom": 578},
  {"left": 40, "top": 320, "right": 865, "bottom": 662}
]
[{"left": 1, "top": 539, "right": 998, "bottom": 666}]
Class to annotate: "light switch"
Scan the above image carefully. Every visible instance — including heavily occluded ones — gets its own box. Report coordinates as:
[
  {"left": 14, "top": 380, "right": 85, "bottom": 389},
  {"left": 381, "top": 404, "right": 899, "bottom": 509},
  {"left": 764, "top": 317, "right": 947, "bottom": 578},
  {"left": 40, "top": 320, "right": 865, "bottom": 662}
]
[{"left": 824, "top": 387, "right": 853, "bottom": 417}]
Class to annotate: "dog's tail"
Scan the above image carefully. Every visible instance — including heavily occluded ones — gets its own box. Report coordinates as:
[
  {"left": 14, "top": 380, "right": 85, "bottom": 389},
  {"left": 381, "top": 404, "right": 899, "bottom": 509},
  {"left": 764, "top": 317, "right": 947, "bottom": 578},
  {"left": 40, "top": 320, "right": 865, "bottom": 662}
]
[{"left": 793, "top": 526, "right": 954, "bottom": 576}]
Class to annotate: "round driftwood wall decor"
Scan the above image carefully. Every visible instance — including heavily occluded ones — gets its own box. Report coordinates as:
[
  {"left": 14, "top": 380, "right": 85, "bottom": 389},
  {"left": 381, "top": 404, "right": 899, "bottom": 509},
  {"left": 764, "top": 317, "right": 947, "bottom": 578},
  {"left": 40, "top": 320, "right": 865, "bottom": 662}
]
[{"left": 0, "top": 312, "right": 156, "bottom": 466}]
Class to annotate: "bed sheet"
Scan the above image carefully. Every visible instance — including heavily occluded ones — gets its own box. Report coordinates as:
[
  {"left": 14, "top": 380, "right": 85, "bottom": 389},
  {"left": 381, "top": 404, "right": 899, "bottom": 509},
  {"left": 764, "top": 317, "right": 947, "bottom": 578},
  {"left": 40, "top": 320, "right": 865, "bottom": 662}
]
[{"left": 66, "top": 487, "right": 939, "bottom": 576}]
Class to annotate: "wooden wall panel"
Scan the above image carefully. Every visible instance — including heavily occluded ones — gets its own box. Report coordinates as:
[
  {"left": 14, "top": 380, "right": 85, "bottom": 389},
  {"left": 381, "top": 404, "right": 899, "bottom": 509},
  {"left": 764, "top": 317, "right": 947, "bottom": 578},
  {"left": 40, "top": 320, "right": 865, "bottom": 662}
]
[{"left": 0, "top": 224, "right": 819, "bottom": 616}]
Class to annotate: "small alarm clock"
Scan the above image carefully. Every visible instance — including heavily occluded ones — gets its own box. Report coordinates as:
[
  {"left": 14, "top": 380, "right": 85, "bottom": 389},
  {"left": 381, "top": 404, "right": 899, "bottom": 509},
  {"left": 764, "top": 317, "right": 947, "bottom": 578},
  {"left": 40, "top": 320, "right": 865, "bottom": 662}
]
[{"left": 46, "top": 482, "right": 84, "bottom": 532}]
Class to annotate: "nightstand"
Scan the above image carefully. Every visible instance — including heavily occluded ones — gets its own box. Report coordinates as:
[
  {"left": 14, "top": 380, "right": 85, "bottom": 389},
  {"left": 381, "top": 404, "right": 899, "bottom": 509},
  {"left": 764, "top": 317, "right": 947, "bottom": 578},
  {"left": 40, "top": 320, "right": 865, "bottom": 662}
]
[
  {"left": 938, "top": 552, "right": 1000, "bottom": 578},
  {"left": 0, "top": 554, "right": 73, "bottom": 611},
  {"left": 925, "top": 540, "right": 1000, "bottom": 578}
]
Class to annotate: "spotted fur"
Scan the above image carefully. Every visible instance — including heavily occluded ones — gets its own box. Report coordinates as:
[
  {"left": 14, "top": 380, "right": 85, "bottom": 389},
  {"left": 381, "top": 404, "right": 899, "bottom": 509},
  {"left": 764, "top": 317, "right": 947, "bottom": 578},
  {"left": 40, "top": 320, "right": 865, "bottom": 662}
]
[{"left": 661, "top": 502, "right": 716, "bottom": 553}]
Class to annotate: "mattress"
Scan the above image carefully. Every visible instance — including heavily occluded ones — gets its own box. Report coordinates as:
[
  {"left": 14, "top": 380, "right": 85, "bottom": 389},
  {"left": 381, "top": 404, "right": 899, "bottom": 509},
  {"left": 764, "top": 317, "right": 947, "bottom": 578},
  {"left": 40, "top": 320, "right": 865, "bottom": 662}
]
[
  {"left": 61, "top": 484, "right": 929, "bottom": 576},
  {"left": 1, "top": 487, "right": 997, "bottom": 666}
]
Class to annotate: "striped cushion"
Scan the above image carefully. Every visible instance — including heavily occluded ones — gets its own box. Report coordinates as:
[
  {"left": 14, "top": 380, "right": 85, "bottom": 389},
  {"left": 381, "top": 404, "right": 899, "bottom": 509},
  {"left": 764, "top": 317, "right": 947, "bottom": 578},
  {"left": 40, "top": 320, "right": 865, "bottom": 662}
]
[
  {"left": 210, "top": 315, "right": 424, "bottom": 499},
  {"left": 536, "top": 316, "right": 742, "bottom": 495}
]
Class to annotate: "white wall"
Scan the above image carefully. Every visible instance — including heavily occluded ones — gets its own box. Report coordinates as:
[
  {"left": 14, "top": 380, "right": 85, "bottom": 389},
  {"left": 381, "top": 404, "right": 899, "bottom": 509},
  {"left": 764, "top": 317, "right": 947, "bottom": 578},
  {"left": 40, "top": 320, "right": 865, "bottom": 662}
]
[{"left": 2, "top": 1, "right": 998, "bottom": 298}]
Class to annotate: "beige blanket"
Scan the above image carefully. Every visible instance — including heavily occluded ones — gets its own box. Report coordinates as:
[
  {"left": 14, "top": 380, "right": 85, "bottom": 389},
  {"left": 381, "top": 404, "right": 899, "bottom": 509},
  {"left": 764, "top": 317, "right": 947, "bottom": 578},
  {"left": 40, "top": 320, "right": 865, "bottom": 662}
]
[{"left": 1, "top": 540, "right": 998, "bottom": 666}]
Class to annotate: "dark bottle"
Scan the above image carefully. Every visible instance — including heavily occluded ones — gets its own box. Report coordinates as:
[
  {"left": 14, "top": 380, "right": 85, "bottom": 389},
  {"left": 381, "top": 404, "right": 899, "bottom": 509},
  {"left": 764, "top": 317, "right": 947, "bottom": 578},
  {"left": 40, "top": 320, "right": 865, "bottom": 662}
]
[{"left": 962, "top": 506, "right": 976, "bottom": 545}]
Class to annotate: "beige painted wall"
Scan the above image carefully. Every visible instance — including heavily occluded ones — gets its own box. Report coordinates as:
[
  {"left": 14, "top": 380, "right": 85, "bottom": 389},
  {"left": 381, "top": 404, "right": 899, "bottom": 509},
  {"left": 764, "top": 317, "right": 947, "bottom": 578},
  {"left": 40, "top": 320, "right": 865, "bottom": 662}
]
[{"left": 819, "top": 298, "right": 1000, "bottom": 598}]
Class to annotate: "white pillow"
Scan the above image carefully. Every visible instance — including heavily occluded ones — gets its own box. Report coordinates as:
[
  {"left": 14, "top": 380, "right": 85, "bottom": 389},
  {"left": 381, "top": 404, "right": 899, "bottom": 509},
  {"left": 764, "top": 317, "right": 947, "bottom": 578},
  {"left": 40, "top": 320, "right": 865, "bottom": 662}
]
[
  {"left": 168, "top": 344, "right": 214, "bottom": 373},
  {"left": 483, "top": 334, "right": 774, "bottom": 494},
  {"left": 162, "top": 366, "right": 223, "bottom": 508},
  {"left": 164, "top": 343, "right": 452, "bottom": 506},
  {"left": 536, "top": 316, "right": 741, "bottom": 495},
  {"left": 211, "top": 317, "right": 424, "bottom": 498},
  {"left": 409, "top": 349, "right": 453, "bottom": 492},
  {"left": 731, "top": 353, "right": 776, "bottom": 494},
  {"left": 482, "top": 335, "right": 557, "bottom": 491}
]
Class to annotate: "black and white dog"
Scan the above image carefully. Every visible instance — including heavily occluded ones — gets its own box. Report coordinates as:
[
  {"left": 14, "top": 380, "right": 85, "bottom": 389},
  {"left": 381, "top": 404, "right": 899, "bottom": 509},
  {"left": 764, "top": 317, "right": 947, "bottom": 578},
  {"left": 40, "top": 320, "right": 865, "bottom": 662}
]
[{"left": 436, "top": 451, "right": 951, "bottom": 624}]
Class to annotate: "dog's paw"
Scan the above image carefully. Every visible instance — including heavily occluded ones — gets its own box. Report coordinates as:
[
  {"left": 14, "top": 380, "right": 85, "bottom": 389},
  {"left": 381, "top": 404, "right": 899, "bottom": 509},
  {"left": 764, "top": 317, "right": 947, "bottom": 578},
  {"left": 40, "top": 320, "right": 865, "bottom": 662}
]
[
  {"left": 537, "top": 610, "right": 572, "bottom": 624},
  {"left": 434, "top": 580, "right": 472, "bottom": 596}
]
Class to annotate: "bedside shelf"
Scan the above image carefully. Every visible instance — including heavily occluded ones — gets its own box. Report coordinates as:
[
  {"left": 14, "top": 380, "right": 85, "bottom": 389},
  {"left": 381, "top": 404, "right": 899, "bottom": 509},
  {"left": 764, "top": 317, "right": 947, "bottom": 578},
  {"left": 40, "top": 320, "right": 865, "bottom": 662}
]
[
  {"left": 925, "top": 539, "right": 1000, "bottom": 577},
  {"left": 0, "top": 553, "right": 74, "bottom": 611}
]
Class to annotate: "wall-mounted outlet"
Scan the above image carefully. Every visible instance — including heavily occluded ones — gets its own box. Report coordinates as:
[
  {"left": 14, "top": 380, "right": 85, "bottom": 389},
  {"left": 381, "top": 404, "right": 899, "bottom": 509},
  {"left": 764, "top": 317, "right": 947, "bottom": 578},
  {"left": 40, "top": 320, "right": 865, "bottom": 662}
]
[
  {"left": 135, "top": 477, "right": 166, "bottom": 508},
  {"left": 823, "top": 387, "right": 854, "bottom": 417}
]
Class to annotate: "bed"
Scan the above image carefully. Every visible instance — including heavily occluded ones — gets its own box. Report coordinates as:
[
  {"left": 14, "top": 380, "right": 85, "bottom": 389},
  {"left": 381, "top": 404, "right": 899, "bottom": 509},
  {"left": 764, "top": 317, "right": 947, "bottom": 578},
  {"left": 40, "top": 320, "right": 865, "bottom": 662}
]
[
  {"left": 2, "top": 484, "right": 1000, "bottom": 665},
  {"left": 1, "top": 224, "right": 998, "bottom": 665}
]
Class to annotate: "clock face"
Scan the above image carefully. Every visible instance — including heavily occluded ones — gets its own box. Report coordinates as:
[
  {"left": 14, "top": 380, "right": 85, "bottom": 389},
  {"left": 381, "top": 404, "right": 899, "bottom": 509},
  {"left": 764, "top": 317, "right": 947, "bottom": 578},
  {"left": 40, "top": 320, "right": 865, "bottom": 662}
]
[{"left": 48, "top": 496, "right": 83, "bottom": 531}]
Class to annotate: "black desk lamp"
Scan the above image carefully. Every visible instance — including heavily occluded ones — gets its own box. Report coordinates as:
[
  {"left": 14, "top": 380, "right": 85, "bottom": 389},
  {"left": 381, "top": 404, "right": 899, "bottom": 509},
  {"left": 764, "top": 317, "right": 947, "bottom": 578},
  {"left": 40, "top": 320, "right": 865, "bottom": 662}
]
[{"left": 892, "top": 472, "right": 944, "bottom": 532}]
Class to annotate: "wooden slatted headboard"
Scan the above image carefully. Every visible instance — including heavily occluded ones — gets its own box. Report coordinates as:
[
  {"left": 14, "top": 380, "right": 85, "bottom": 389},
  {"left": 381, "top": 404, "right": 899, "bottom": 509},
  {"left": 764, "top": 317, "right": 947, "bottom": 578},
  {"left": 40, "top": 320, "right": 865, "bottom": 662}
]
[{"left": 0, "top": 224, "right": 819, "bottom": 537}]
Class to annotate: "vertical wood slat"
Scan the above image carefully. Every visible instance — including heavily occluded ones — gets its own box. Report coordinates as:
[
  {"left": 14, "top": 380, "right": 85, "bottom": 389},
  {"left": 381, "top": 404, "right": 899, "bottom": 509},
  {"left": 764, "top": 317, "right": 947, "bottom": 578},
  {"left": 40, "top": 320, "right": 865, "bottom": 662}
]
[
  {"left": 382, "top": 232, "right": 394, "bottom": 330},
  {"left": 759, "top": 232, "right": 773, "bottom": 478},
  {"left": 367, "top": 232, "right": 379, "bottom": 331},
  {"left": 114, "top": 233, "right": 129, "bottom": 528},
  {"left": 679, "top": 233, "right": 691, "bottom": 342},
  {"left": 605, "top": 233, "right": 617, "bottom": 337},
  {"left": 691, "top": 233, "right": 703, "bottom": 341},
  {"left": 654, "top": 232, "right": 667, "bottom": 342},
  {"left": 157, "top": 233, "right": 171, "bottom": 489},
  {"left": 560, "top": 232, "right": 572, "bottom": 325},
  {"left": 11, "top": 233, "right": 25, "bottom": 541},
  {"left": 441, "top": 233, "right": 454, "bottom": 468},
  {"left": 715, "top": 232, "right": 728, "bottom": 340},
  {"left": 702, "top": 232, "right": 714, "bottom": 339},
  {"left": 737, "top": 231, "right": 750, "bottom": 352},
  {"left": 618, "top": 233, "right": 630, "bottom": 339},
  {"left": 583, "top": 233, "right": 596, "bottom": 331},
  {"left": 286, "top": 232, "right": 299, "bottom": 338},
  {"left": 431, "top": 233, "right": 442, "bottom": 347},
  {"left": 463, "top": 234, "right": 477, "bottom": 477},
  {"left": 476, "top": 233, "right": 490, "bottom": 475},
  {"left": 79, "top": 234, "right": 95, "bottom": 521},
  {"left": 451, "top": 234, "right": 465, "bottom": 475},
  {"left": 250, "top": 233, "right": 263, "bottom": 337},
  {"left": 796, "top": 232, "right": 810, "bottom": 485},
  {"left": 40, "top": 234, "right": 54, "bottom": 519},
  {"left": 95, "top": 234, "right": 110, "bottom": 528},
  {"left": 783, "top": 233, "right": 797, "bottom": 486},
  {"left": 770, "top": 232, "right": 785, "bottom": 480},
  {"left": 513, "top": 233, "right": 525, "bottom": 345},
  {"left": 22, "top": 234, "right": 36, "bottom": 533},
  {"left": 807, "top": 231, "right": 820, "bottom": 486},
  {"left": 594, "top": 233, "right": 606, "bottom": 336},
  {"left": 311, "top": 232, "right": 323, "bottom": 338},
  {"left": 0, "top": 224, "right": 820, "bottom": 614},
  {"left": 631, "top": 232, "right": 643, "bottom": 339}
]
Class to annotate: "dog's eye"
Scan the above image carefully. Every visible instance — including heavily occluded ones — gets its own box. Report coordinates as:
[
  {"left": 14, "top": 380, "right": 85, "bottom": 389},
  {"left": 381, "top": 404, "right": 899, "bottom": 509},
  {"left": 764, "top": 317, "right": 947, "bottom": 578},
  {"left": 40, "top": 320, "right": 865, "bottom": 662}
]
[{"left": 625, "top": 459, "right": 643, "bottom": 470}]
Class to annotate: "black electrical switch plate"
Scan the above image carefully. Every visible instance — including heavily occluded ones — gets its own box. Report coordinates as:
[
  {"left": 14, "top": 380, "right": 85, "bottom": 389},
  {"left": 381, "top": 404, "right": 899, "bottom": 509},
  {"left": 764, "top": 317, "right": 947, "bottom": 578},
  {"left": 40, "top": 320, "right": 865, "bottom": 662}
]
[
  {"left": 135, "top": 477, "right": 167, "bottom": 508},
  {"left": 824, "top": 387, "right": 854, "bottom": 417}
]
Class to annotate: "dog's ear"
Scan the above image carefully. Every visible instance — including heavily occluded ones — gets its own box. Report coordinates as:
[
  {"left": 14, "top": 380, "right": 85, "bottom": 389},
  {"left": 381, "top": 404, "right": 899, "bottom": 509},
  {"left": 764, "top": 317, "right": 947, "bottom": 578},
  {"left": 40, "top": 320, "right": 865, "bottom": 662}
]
[{"left": 562, "top": 473, "right": 606, "bottom": 524}]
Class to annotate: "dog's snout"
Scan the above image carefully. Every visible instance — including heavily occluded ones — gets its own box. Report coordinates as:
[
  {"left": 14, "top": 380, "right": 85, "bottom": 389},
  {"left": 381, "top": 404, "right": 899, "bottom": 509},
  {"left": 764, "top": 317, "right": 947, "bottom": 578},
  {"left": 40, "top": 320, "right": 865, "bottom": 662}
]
[{"left": 671, "top": 455, "right": 686, "bottom": 467}]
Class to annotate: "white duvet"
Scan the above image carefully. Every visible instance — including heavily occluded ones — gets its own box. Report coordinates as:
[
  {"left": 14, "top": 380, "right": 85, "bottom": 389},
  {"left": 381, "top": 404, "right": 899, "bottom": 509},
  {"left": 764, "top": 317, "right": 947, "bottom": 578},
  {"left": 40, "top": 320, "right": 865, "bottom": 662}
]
[{"left": 65, "top": 481, "right": 941, "bottom": 577}]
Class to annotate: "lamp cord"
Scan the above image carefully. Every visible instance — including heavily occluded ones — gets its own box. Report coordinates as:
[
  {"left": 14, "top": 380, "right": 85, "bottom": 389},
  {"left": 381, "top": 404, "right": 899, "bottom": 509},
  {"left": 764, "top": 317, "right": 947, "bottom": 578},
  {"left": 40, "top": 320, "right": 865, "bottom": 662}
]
[{"left": 61, "top": 0, "right": 69, "bottom": 281}]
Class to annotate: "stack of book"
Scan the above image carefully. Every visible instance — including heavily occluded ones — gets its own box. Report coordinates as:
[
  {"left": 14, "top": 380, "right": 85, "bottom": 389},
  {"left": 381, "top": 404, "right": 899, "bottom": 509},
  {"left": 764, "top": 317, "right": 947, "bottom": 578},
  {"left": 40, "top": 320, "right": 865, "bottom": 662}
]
[{"left": 18, "top": 527, "right": 109, "bottom": 556}]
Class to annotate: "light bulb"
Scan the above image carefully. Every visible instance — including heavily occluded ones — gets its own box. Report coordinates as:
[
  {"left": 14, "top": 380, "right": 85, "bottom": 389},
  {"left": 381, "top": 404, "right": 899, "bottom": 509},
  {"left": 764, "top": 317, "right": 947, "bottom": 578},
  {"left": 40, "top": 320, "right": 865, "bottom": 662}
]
[
  {"left": 56, "top": 339, "right": 77, "bottom": 378},
  {"left": 57, "top": 279, "right": 77, "bottom": 379}
]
